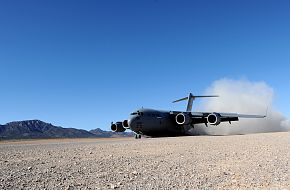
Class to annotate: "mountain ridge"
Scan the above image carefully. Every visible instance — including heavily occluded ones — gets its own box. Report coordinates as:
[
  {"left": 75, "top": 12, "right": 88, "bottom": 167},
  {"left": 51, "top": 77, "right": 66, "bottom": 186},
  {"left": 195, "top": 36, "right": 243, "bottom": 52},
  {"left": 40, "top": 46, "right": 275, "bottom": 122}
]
[{"left": 0, "top": 120, "right": 133, "bottom": 140}]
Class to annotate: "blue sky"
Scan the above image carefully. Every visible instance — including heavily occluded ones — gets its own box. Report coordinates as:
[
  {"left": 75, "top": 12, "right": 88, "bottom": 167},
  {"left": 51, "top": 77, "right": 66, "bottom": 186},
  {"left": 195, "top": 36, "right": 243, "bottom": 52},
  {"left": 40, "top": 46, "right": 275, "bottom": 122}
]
[{"left": 0, "top": 0, "right": 289, "bottom": 130}]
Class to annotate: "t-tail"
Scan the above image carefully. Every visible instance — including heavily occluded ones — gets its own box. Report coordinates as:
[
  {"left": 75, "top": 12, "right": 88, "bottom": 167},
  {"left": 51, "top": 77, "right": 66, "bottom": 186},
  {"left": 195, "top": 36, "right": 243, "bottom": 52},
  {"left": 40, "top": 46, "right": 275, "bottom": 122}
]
[{"left": 173, "top": 93, "right": 219, "bottom": 112}]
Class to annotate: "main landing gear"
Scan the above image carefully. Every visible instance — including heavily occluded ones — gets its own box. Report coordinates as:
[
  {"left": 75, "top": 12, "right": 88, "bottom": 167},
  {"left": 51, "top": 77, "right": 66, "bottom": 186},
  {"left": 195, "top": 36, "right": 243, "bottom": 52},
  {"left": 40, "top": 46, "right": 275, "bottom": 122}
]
[{"left": 135, "top": 134, "right": 142, "bottom": 139}]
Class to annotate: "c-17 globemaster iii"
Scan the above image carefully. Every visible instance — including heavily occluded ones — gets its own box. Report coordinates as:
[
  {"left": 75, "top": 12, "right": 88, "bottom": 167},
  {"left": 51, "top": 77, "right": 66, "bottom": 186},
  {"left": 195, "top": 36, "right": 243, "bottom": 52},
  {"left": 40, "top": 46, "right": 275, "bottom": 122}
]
[{"left": 111, "top": 93, "right": 266, "bottom": 139}]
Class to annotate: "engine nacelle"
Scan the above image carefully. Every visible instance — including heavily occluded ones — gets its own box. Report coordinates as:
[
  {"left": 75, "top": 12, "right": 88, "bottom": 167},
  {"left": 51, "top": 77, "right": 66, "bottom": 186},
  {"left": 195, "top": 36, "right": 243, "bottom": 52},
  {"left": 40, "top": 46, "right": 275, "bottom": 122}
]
[
  {"left": 207, "top": 113, "right": 221, "bottom": 125},
  {"left": 122, "top": 120, "right": 130, "bottom": 129},
  {"left": 111, "top": 122, "right": 126, "bottom": 132},
  {"left": 175, "top": 113, "right": 191, "bottom": 125}
]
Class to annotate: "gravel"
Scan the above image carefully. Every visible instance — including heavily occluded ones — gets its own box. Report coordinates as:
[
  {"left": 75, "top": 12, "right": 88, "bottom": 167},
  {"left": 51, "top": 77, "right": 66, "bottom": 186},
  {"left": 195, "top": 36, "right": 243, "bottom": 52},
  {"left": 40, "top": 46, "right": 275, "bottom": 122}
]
[{"left": 1, "top": 132, "right": 290, "bottom": 189}]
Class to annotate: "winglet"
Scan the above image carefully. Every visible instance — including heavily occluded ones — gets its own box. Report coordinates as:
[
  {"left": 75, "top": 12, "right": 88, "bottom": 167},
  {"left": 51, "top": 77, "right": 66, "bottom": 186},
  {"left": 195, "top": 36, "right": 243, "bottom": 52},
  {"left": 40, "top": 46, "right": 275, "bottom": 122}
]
[{"left": 265, "top": 106, "right": 269, "bottom": 118}]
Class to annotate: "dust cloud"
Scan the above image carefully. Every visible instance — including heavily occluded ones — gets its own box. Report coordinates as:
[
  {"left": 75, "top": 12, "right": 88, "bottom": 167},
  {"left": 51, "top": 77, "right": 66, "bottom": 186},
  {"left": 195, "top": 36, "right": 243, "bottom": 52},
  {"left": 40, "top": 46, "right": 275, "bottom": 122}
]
[{"left": 194, "top": 78, "right": 290, "bottom": 135}]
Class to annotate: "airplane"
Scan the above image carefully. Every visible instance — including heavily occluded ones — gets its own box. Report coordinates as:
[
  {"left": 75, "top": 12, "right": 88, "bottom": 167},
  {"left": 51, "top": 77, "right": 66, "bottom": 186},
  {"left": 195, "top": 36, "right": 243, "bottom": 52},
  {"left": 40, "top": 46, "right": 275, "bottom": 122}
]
[{"left": 111, "top": 93, "right": 266, "bottom": 139}]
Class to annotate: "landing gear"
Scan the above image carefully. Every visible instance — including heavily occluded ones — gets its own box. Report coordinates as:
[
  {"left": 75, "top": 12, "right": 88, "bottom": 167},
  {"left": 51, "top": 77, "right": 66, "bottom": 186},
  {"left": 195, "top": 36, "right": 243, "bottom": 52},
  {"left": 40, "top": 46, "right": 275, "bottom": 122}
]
[{"left": 135, "top": 134, "right": 141, "bottom": 139}]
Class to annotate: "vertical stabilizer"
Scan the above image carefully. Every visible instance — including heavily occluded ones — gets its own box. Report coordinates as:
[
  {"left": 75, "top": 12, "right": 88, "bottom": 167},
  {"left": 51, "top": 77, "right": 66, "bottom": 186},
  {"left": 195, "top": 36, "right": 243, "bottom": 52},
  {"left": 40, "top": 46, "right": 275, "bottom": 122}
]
[{"left": 186, "top": 93, "right": 195, "bottom": 112}]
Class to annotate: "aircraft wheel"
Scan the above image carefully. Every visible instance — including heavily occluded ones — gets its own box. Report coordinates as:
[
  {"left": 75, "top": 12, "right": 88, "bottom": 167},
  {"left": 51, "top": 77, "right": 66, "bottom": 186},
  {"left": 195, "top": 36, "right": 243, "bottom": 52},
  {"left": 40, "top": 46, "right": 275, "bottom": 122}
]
[{"left": 135, "top": 134, "right": 142, "bottom": 139}]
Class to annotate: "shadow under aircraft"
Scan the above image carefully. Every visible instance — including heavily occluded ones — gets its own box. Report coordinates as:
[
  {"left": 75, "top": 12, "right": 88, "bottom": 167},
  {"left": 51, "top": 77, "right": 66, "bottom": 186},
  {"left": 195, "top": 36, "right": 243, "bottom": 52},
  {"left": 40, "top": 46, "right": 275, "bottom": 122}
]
[{"left": 111, "top": 93, "right": 266, "bottom": 139}]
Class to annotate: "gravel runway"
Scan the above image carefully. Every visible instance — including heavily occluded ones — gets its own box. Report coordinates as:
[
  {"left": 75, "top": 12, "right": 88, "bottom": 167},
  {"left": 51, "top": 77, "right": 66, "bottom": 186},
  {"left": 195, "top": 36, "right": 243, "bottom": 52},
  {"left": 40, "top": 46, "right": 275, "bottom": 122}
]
[{"left": 1, "top": 132, "right": 290, "bottom": 189}]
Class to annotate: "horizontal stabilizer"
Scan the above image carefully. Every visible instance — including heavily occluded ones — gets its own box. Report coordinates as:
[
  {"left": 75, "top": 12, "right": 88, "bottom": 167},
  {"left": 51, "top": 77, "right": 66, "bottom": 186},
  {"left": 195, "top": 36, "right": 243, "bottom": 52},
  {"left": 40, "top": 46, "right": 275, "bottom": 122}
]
[
  {"left": 173, "top": 93, "right": 219, "bottom": 112},
  {"left": 172, "top": 95, "right": 219, "bottom": 103},
  {"left": 172, "top": 97, "right": 188, "bottom": 103}
]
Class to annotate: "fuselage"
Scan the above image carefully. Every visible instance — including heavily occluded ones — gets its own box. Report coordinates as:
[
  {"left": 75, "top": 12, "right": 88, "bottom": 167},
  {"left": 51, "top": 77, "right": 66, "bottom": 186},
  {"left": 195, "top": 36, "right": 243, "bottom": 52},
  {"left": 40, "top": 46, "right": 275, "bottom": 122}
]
[{"left": 127, "top": 108, "right": 187, "bottom": 137}]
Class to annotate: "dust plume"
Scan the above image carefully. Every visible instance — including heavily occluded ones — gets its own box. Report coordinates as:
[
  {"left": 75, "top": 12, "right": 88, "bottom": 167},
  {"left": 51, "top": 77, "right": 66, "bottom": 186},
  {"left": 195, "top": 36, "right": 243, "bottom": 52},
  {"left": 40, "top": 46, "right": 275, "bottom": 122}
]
[{"left": 194, "top": 78, "right": 290, "bottom": 135}]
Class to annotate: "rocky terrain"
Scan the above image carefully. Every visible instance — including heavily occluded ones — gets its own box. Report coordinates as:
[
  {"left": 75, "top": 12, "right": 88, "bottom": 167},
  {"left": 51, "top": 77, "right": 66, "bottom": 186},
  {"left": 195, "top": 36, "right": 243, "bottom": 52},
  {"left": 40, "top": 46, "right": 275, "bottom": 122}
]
[
  {"left": 1, "top": 132, "right": 290, "bottom": 189},
  {"left": 0, "top": 120, "right": 133, "bottom": 140}
]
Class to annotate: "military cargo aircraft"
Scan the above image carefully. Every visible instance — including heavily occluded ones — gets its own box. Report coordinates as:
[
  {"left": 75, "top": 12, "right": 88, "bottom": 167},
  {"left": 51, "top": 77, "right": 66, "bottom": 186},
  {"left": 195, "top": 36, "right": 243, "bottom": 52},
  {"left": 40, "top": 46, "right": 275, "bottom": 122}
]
[{"left": 111, "top": 93, "right": 266, "bottom": 138}]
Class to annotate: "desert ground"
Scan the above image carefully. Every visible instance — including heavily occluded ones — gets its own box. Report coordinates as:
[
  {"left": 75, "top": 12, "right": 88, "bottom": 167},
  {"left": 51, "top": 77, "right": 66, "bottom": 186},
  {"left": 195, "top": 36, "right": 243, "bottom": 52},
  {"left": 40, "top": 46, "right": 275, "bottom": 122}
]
[{"left": 1, "top": 132, "right": 290, "bottom": 190}]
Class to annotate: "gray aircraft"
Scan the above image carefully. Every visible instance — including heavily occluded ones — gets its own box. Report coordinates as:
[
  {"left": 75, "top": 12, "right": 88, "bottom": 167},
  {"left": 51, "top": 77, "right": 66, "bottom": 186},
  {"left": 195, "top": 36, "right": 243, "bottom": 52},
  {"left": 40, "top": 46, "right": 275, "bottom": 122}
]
[{"left": 111, "top": 93, "right": 266, "bottom": 138}]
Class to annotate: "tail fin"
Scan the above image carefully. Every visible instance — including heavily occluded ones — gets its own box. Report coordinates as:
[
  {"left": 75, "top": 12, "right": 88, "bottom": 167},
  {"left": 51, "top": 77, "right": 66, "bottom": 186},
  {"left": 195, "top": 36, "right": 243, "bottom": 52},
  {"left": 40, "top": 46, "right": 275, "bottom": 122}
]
[{"left": 173, "top": 93, "right": 218, "bottom": 112}]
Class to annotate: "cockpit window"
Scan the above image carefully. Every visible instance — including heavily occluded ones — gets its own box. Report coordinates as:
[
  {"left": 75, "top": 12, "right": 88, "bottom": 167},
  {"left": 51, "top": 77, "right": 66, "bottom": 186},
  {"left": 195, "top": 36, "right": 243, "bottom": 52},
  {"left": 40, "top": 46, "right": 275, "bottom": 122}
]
[
  {"left": 131, "top": 111, "right": 144, "bottom": 116},
  {"left": 130, "top": 112, "right": 144, "bottom": 116}
]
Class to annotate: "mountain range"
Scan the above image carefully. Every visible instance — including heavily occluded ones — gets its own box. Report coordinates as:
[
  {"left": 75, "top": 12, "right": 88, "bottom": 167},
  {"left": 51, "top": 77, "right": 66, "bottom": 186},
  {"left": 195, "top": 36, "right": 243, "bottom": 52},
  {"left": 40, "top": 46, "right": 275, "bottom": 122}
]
[{"left": 0, "top": 120, "right": 133, "bottom": 140}]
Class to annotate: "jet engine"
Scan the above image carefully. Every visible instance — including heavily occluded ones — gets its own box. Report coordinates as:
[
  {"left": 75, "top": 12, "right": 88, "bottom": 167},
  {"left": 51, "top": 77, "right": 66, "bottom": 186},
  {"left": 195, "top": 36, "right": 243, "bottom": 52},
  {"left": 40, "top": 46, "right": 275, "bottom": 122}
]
[
  {"left": 111, "top": 122, "right": 126, "bottom": 132},
  {"left": 122, "top": 120, "right": 130, "bottom": 129},
  {"left": 207, "top": 113, "right": 221, "bottom": 125},
  {"left": 175, "top": 113, "right": 191, "bottom": 125}
]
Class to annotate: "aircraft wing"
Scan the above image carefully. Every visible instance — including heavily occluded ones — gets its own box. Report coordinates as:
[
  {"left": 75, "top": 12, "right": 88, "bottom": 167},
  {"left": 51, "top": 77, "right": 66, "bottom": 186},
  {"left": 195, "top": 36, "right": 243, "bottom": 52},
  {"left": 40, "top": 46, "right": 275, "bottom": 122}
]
[
  {"left": 232, "top": 113, "right": 266, "bottom": 118},
  {"left": 190, "top": 112, "right": 266, "bottom": 118},
  {"left": 170, "top": 111, "right": 266, "bottom": 126},
  {"left": 189, "top": 112, "right": 266, "bottom": 125}
]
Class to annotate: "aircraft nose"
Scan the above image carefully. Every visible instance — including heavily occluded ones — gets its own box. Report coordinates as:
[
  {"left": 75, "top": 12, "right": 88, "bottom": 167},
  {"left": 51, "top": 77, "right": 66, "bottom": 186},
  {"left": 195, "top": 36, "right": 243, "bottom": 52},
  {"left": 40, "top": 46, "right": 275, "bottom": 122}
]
[{"left": 128, "top": 117, "right": 137, "bottom": 131}]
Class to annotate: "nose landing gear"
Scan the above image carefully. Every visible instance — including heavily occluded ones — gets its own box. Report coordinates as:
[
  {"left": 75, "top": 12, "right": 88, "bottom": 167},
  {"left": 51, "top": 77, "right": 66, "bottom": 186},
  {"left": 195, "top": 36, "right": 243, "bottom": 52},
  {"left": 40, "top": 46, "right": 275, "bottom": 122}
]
[{"left": 135, "top": 134, "right": 142, "bottom": 139}]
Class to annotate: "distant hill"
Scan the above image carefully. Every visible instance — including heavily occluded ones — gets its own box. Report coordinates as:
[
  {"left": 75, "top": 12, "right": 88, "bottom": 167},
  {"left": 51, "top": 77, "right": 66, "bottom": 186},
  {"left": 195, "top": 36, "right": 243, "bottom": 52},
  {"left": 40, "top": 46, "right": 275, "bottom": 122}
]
[
  {"left": 90, "top": 128, "right": 134, "bottom": 137},
  {"left": 0, "top": 120, "right": 133, "bottom": 140}
]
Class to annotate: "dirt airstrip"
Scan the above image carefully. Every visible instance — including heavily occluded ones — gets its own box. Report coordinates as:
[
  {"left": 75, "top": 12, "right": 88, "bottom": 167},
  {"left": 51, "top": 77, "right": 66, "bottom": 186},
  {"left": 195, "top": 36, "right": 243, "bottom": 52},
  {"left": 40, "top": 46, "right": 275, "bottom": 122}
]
[{"left": 1, "top": 132, "right": 290, "bottom": 189}]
